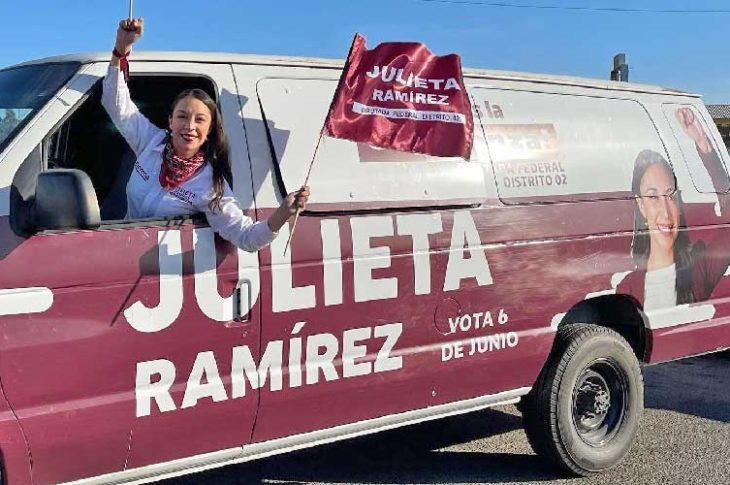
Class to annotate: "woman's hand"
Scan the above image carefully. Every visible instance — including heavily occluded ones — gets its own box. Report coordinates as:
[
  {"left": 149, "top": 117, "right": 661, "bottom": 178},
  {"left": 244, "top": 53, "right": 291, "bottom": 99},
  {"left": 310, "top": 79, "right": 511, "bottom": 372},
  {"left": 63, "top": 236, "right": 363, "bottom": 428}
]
[
  {"left": 267, "top": 186, "right": 310, "bottom": 232},
  {"left": 284, "top": 186, "right": 310, "bottom": 215},
  {"left": 675, "top": 107, "right": 712, "bottom": 154},
  {"left": 115, "top": 18, "right": 144, "bottom": 55}
]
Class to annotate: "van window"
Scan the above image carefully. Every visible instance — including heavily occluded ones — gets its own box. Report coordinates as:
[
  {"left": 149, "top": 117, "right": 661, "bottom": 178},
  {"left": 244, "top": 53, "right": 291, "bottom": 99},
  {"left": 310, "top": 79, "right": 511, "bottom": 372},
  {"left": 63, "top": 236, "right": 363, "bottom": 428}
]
[
  {"left": 471, "top": 88, "right": 670, "bottom": 204},
  {"left": 256, "top": 78, "right": 489, "bottom": 211},
  {"left": 0, "top": 62, "right": 79, "bottom": 154},
  {"left": 662, "top": 103, "right": 730, "bottom": 194},
  {"left": 45, "top": 75, "right": 217, "bottom": 221}
]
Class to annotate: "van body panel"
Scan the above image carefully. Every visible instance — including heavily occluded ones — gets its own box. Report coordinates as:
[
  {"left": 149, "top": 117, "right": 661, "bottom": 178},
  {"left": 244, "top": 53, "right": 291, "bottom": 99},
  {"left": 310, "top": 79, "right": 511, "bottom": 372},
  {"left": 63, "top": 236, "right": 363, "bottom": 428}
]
[
  {"left": 0, "top": 52, "right": 728, "bottom": 483},
  {"left": 0, "top": 378, "right": 32, "bottom": 485}
]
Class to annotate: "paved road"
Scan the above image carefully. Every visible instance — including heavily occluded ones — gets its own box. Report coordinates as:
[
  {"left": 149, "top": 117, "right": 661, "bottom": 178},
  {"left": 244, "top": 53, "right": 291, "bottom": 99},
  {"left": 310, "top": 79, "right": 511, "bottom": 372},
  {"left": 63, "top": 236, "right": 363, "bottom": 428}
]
[{"left": 169, "top": 352, "right": 730, "bottom": 485}]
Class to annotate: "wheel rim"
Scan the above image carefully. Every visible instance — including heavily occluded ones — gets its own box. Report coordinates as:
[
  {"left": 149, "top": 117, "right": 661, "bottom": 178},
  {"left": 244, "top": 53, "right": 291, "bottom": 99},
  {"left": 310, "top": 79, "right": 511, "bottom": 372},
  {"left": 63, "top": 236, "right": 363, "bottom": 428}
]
[{"left": 572, "top": 358, "right": 628, "bottom": 447}]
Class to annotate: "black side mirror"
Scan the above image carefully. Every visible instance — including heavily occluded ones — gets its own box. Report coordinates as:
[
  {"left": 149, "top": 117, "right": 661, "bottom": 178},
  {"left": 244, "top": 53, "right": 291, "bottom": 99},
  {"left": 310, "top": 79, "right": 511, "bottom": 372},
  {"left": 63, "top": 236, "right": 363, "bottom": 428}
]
[{"left": 33, "top": 169, "right": 100, "bottom": 231}]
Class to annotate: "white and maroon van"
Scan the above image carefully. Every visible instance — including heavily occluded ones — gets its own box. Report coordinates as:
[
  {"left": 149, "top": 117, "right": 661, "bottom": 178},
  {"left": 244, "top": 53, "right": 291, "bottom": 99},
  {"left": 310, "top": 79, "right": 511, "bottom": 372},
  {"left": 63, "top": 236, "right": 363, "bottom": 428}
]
[{"left": 0, "top": 52, "right": 729, "bottom": 484}]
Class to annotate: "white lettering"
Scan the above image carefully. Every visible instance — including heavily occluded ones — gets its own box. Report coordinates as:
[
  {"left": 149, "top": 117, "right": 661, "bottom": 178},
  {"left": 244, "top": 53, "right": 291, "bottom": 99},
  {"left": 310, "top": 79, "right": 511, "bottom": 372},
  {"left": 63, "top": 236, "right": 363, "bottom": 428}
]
[
  {"left": 288, "top": 321, "right": 306, "bottom": 388},
  {"left": 396, "top": 213, "right": 442, "bottom": 295},
  {"left": 135, "top": 359, "right": 177, "bottom": 417},
  {"left": 231, "top": 345, "right": 258, "bottom": 398},
  {"left": 444, "top": 211, "right": 494, "bottom": 291},
  {"left": 181, "top": 351, "right": 228, "bottom": 409},
  {"left": 381, "top": 66, "right": 397, "bottom": 82},
  {"left": 124, "top": 230, "right": 183, "bottom": 333},
  {"left": 374, "top": 322, "right": 403, "bottom": 372},
  {"left": 271, "top": 224, "right": 316, "bottom": 312},
  {"left": 441, "top": 341, "right": 464, "bottom": 361},
  {"left": 136, "top": 320, "right": 406, "bottom": 416},
  {"left": 231, "top": 340, "right": 284, "bottom": 397},
  {"left": 351, "top": 216, "right": 397, "bottom": 303},
  {"left": 342, "top": 326, "right": 372, "bottom": 378},
  {"left": 321, "top": 220, "right": 343, "bottom": 306},
  {"left": 193, "top": 228, "right": 260, "bottom": 322},
  {"left": 306, "top": 333, "right": 339, "bottom": 384},
  {"left": 445, "top": 78, "right": 461, "bottom": 90},
  {"left": 365, "top": 65, "right": 381, "bottom": 78},
  {"left": 459, "top": 313, "right": 472, "bottom": 332}
]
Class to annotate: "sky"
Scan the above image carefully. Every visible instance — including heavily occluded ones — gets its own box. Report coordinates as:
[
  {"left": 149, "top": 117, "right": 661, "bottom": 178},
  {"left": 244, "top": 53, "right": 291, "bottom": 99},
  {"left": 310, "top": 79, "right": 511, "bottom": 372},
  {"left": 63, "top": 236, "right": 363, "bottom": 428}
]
[{"left": 3, "top": 0, "right": 730, "bottom": 103}]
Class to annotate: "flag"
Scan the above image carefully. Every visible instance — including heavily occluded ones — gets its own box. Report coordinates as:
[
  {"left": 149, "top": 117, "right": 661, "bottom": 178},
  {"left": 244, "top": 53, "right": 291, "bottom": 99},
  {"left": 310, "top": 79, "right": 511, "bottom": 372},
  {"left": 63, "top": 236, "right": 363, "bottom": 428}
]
[{"left": 324, "top": 33, "right": 474, "bottom": 159}]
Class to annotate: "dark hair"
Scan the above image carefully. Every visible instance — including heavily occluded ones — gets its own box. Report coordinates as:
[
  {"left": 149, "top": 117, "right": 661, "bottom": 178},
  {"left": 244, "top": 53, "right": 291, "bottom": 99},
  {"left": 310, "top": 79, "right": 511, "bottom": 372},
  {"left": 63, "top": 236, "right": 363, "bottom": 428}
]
[
  {"left": 631, "top": 149, "right": 694, "bottom": 304},
  {"left": 170, "top": 89, "right": 232, "bottom": 211}
]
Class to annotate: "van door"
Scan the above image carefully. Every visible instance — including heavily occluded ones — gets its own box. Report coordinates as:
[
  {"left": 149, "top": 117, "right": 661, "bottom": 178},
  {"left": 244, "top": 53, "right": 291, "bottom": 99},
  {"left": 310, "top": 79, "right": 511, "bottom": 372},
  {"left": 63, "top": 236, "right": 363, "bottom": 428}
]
[
  {"left": 0, "top": 61, "right": 261, "bottom": 484},
  {"left": 234, "top": 64, "right": 504, "bottom": 443},
  {"left": 119, "top": 61, "right": 262, "bottom": 472}
]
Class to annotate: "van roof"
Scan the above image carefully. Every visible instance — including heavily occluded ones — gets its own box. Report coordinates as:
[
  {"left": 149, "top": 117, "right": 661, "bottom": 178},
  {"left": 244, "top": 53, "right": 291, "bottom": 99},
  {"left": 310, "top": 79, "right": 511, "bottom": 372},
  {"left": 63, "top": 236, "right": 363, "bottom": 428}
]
[{"left": 7, "top": 51, "right": 699, "bottom": 98}]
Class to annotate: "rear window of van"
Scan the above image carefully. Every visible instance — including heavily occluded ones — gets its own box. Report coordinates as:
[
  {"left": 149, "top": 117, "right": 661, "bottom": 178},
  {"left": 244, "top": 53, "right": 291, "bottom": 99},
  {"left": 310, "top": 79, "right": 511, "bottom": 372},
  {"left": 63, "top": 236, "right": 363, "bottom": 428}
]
[{"left": 471, "top": 88, "right": 669, "bottom": 204}]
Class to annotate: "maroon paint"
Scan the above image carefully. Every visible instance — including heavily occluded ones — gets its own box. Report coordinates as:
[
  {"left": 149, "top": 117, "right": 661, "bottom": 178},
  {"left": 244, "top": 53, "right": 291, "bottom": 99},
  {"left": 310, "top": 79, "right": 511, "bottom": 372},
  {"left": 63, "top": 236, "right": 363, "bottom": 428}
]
[
  {"left": 0, "top": 221, "right": 259, "bottom": 483},
  {"left": 1, "top": 189, "right": 730, "bottom": 481}
]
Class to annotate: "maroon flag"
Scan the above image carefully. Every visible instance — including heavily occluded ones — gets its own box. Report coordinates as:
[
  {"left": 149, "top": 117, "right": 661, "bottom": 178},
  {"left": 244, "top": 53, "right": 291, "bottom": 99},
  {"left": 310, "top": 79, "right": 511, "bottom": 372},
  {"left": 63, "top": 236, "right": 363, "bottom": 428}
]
[{"left": 324, "top": 34, "right": 474, "bottom": 159}]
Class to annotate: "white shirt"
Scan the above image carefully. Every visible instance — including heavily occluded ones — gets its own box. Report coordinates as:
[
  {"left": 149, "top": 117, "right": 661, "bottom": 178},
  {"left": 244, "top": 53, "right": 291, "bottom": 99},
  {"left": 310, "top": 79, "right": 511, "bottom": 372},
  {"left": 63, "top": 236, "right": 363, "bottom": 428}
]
[
  {"left": 644, "top": 263, "right": 677, "bottom": 311},
  {"left": 101, "top": 65, "right": 277, "bottom": 252}
]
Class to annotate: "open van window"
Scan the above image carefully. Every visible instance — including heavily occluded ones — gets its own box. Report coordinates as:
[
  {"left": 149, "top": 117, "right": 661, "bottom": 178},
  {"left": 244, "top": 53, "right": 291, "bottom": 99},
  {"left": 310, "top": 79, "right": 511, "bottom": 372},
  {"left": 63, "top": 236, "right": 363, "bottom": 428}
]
[
  {"left": 0, "top": 62, "right": 79, "bottom": 154},
  {"left": 43, "top": 73, "right": 217, "bottom": 221}
]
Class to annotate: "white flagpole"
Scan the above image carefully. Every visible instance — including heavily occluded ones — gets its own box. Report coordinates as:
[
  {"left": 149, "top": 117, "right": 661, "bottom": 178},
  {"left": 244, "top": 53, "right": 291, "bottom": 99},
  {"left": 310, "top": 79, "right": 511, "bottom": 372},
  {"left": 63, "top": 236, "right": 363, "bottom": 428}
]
[{"left": 129, "top": 0, "right": 134, "bottom": 19}]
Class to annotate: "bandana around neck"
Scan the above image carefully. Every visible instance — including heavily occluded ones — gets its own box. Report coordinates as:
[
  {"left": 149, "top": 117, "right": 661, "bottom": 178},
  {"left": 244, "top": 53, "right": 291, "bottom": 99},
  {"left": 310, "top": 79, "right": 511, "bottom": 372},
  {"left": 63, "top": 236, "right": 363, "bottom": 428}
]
[{"left": 159, "top": 141, "right": 206, "bottom": 190}]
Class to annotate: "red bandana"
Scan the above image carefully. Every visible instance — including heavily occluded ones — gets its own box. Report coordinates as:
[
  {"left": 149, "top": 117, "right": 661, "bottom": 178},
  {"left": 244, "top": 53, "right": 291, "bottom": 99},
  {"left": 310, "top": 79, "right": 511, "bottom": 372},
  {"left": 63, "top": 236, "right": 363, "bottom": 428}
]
[{"left": 159, "top": 141, "right": 206, "bottom": 190}]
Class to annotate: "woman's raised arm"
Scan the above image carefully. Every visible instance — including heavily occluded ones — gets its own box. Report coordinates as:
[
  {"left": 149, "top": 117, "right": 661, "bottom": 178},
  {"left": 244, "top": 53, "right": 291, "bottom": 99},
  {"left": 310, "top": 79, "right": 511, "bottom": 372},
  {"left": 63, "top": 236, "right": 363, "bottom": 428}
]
[
  {"left": 102, "top": 18, "right": 164, "bottom": 156},
  {"left": 111, "top": 18, "right": 143, "bottom": 67}
]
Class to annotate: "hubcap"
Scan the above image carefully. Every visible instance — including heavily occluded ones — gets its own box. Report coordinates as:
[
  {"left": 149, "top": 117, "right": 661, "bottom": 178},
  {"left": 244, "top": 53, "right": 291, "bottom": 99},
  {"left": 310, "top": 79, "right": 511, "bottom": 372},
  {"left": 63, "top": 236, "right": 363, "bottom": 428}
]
[{"left": 572, "top": 359, "right": 627, "bottom": 446}]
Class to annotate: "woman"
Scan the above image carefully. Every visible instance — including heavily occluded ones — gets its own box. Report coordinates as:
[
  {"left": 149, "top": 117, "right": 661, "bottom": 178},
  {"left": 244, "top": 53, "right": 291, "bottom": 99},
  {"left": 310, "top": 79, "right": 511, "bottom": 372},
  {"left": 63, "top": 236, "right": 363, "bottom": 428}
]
[
  {"left": 102, "top": 18, "right": 309, "bottom": 251},
  {"left": 619, "top": 107, "right": 730, "bottom": 310}
]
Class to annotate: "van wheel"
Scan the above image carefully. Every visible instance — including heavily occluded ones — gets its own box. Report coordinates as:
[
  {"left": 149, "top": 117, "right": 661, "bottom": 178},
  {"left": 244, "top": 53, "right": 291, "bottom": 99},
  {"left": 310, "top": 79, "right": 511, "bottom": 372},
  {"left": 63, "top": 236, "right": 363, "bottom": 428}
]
[{"left": 521, "top": 323, "right": 643, "bottom": 476}]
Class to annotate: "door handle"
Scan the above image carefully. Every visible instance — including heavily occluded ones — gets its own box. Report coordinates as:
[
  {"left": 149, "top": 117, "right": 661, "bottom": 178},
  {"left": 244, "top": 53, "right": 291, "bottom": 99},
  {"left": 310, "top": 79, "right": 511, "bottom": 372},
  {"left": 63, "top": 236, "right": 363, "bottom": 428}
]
[{"left": 233, "top": 280, "right": 251, "bottom": 323}]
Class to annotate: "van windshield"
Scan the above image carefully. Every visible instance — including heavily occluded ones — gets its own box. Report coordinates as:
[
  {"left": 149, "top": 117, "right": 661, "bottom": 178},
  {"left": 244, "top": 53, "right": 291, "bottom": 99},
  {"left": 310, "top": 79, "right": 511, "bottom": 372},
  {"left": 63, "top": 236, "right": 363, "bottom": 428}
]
[{"left": 0, "top": 62, "right": 79, "bottom": 154}]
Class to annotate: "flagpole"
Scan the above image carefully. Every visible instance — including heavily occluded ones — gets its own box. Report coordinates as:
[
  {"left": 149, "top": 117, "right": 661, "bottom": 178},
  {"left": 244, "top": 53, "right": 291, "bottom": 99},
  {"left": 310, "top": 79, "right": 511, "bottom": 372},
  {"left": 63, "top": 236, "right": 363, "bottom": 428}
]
[
  {"left": 129, "top": 0, "right": 134, "bottom": 19},
  {"left": 282, "top": 33, "right": 361, "bottom": 256},
  {"left": 283, "top": 129, "right": 324, "bottom": 255}
]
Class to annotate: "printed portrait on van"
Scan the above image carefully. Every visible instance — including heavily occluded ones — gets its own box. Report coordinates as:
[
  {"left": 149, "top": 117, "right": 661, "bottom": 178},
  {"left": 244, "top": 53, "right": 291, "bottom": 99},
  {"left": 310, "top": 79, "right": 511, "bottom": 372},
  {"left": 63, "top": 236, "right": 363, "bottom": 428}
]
[
  {"left": 476, "top": 88, "right": 730, "bottom": 318},
  {"left": 618, "top": 107, "right": 730, "bottom": 309}
]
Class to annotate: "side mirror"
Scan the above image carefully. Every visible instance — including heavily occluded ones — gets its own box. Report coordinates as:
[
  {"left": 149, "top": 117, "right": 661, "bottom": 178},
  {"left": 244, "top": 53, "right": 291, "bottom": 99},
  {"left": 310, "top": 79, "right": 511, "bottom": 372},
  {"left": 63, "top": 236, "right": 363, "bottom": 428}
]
[{"left": 33, "top": 169, "right": 100, "bottom": 231}]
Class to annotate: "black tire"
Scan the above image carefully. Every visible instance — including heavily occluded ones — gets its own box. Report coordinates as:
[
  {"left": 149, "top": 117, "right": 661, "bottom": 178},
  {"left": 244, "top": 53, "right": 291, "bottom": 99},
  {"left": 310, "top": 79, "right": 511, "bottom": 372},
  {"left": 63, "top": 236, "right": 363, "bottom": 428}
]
[{"left": 521, "top": 323, "right": 644, "bottom": 476}]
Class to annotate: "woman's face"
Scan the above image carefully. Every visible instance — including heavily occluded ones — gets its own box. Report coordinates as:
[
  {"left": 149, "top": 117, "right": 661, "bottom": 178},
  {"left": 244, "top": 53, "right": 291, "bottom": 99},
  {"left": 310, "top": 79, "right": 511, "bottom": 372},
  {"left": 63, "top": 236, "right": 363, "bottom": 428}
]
[
  {"left": 168, "top": 96, "right": 213, "bottom": 158},
  {"left": 637, "top": 163, "right": 680, "bottom": 253}
]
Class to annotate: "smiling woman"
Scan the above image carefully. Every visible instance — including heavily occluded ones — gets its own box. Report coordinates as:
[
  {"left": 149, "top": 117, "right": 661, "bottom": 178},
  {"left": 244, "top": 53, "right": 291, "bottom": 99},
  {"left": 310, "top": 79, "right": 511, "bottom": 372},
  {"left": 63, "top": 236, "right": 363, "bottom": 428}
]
[
  {"left": 618, "top": 107, "right": 730, "bottom": 310},
  {"left": 102, "top": 18, "right": 310, "bottom": 251}
]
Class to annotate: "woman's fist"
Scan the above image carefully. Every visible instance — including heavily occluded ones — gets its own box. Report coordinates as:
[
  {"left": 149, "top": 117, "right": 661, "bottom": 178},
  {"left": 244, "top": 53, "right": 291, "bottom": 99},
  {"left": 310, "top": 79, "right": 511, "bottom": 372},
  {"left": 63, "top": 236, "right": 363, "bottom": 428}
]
[
  {"left": 675, "top": 107, "right": 712, "bottom": 154},
  {"left": 116, "top": 18, "right": 144, "bottom": 54}
]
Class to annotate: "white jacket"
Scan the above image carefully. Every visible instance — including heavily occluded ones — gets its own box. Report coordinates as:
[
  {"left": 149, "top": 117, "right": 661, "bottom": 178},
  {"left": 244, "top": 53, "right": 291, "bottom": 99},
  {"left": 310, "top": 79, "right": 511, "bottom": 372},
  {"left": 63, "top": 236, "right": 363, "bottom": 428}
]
[{"left": 101, "top": 65, "right": 277, "bottom": 252}]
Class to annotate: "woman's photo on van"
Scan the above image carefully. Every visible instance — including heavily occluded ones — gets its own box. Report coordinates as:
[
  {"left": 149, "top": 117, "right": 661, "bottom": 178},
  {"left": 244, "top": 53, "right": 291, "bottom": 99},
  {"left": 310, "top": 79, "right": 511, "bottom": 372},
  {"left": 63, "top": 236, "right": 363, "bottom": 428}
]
[
  {"left": 102, "top": 18, "right": 310, "bottom": 251},
  {"left": 618, "top": 107, "right": 730, "bottom": 310}
]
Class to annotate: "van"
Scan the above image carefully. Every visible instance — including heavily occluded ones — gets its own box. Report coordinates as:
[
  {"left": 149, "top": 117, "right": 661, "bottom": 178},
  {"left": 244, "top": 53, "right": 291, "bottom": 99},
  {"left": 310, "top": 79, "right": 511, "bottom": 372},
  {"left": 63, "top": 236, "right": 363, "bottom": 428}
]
[{"left": 0, "top": 51, "right": 728, "bottom": 485}]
